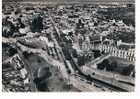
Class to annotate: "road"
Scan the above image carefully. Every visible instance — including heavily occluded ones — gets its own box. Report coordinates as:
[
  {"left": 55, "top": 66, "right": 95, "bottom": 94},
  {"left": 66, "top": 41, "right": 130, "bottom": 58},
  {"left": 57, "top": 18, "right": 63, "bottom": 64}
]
[
  {"left": 48, "top": 11, "right": 132, "bottom": 92},
  {"left": 48, "top": 11, "right": 109, "bottom": 91},
  {"left": 87, "top": 54, "right": 111, "bottom": 67}
]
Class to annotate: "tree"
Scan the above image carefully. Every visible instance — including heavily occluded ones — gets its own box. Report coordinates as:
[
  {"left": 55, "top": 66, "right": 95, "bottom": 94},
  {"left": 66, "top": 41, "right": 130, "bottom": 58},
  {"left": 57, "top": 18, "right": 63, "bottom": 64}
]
[
  {"left": 101, "top": 59, "right": 111, "bottom": 71},
  {"left": 78, "top": 55, "right": 85, "bottom": 66},
  {"left": 132, "top": 70, "right": 135, "bottom": 78},
  {"left": 97, "top": 63, "right": 105, "bottom": 70},
  {"left": 106, "top": 64, "right": 112, "bottom": 71},
  {"left": 128, "top": 64, "right": 135, "bottom": 70},
  {"left": 67, "top": 69, "right": 71, "bottom": 74},
  {"left": 9, "top": 47, "right": 17, "bottom": 57},
  {"left": 121, "top": 64, "right": 134, "bottom": 76},
  {"left": 72, "top": 48, "right": 78, "bottom": 58},
  {"left": 108, "top": 61, "right": 118, "bottom": 71},
  {"left": 22, "top": 51, "right": 31, "bottom": 59},
  {"left": 97, "top": 59, "right": 110, "bottom": 70},
  {"left": 93, "top": 50, "right": 101, "bottom": 58},
  {"left": 87, "top": 74, "right": 92, "bottom": 82}
]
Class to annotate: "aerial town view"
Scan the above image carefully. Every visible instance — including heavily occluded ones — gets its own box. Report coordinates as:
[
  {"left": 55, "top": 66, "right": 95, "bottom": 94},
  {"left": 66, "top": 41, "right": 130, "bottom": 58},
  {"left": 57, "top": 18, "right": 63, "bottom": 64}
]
[{"left": 2, "top": 0, "right": 135, "bottom": 92}]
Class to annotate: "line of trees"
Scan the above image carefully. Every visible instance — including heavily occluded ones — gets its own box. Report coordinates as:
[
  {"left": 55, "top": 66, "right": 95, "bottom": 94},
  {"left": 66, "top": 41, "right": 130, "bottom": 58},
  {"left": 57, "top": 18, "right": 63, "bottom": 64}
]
[
  {"left": 97, "top": 59, "right": 117, "bottom": 71},
  {"left": 97, "top": 59, "right": 135, "bottom": 77}
]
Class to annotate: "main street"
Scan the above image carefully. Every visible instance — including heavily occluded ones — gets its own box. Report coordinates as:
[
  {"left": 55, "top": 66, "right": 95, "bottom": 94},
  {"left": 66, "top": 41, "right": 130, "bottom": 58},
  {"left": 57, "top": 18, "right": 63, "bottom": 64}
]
[{"left": 48, "top": 11, "right": 114, "bottom": 91}]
